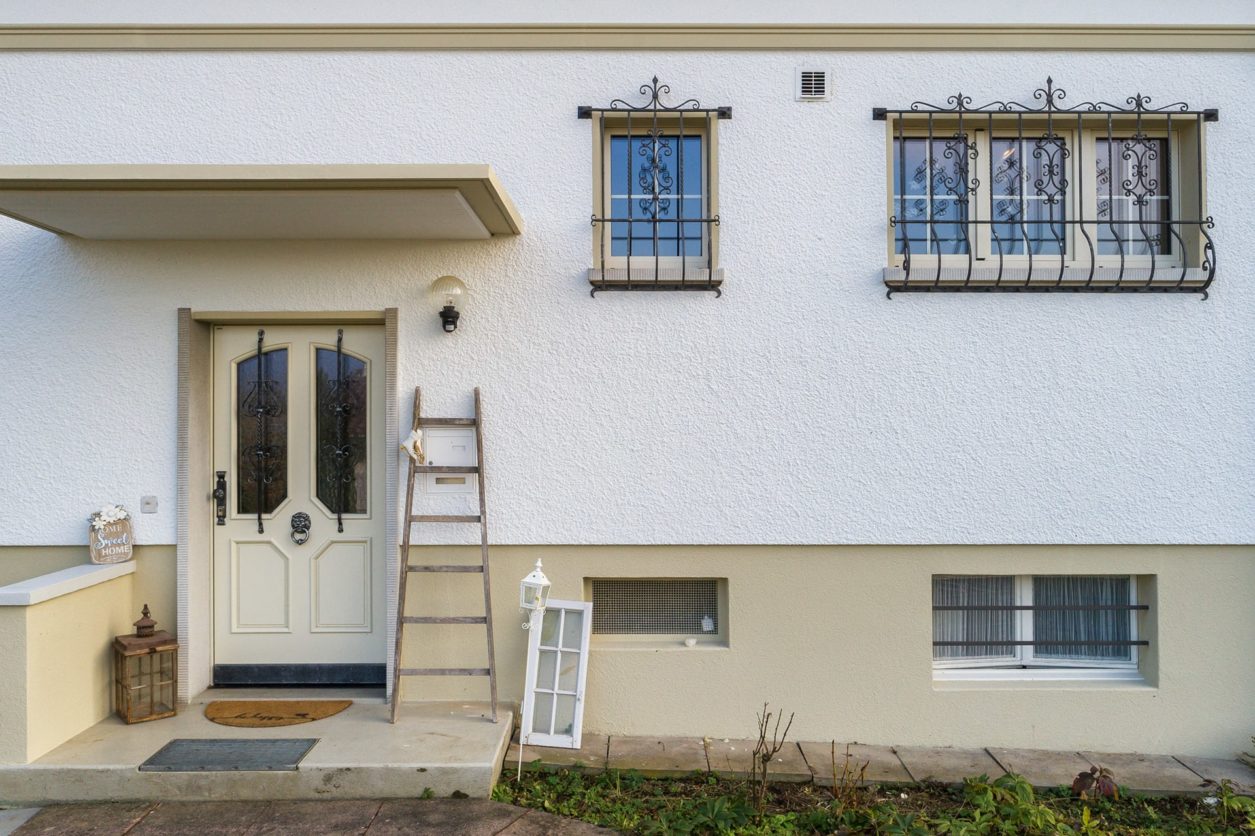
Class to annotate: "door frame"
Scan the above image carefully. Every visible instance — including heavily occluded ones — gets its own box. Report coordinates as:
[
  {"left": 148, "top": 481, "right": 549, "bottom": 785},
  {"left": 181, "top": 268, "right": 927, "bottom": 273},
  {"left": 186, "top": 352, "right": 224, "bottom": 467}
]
[{"left": 177, "top": 309, "right": 398, "bottom": 701}]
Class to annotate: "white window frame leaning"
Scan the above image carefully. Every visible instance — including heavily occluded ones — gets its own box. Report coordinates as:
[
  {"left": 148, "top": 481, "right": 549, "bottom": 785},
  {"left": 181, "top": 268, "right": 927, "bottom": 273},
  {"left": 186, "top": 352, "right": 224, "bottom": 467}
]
[
  {"left": 520, "top": 599, "right": 593, "bottom": 749},
  {"left": 933, "top": 575, "right": 1142, "bottom": 683},
  {"left": 888, "top": 124, "right": 1184, "bottom": 273}
]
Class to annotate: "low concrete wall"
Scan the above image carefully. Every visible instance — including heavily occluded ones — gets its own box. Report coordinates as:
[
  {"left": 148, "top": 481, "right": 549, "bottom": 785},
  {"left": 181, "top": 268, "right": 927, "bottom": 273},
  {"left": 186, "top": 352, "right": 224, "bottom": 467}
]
[{"left": 0, "top": 563, "right": 136, "bottom": 764}]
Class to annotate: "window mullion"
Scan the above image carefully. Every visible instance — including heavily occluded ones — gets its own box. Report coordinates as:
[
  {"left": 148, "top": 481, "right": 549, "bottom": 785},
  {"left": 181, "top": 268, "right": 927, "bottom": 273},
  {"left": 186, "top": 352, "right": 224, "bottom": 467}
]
[{"left": 1018, "top": 575, "right": 1033, "bottom": 665}]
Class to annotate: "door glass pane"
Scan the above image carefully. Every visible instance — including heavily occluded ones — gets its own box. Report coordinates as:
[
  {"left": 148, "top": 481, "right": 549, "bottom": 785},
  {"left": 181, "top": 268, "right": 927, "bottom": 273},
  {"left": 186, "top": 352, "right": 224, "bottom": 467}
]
[
  {"left": 531, "top": 692, "right": 554, "bottom": 734},
  {"left": 537, "top": 649, "right": 558, "bottom": 690},
  {"left": 539, "top": 609, "right": 560, "bottom": 647},
  {"left": 315, "top": 347, "right": 368, "bottom": 514},
  {"left": 1033, "top": 575, "right": 1132, "bottom": 662},
  {"left": 236, "top": 348, "right": 288, "bottom": 515},
  {"left": 932, "top": 575, "right": 1016, "bottom": 661},
  {"left": 561, "top": 610, "right": 584, "bottom": 649},
  {"left": 557, "top": 651, "right": 579, "bottom": 692},
  {"left": 554, "top": 694, "right": 577, "bottom": 736}
]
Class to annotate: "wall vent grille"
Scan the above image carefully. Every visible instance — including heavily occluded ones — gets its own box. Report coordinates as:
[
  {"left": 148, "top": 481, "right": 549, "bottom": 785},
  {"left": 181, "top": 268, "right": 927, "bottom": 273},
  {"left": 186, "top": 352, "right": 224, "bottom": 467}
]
[
  {"left": 797, "top": 69, "right": 830, "bottom": 101},
  {"left": 590, "top": 578, "right": 720, "bottom": 635}
]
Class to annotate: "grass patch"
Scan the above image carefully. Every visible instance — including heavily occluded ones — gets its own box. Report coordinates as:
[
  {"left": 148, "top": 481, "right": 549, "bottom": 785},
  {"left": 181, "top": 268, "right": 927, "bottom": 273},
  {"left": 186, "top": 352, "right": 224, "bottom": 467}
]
[{"left": 492, "top": 767, "right": 1255, "bottom": 834}]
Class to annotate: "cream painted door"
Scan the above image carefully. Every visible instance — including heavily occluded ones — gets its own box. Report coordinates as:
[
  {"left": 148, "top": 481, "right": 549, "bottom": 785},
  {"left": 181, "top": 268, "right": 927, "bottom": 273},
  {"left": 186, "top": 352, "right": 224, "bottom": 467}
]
[{"left": 212, "top": 324, "right": 385, "bottom": 682}]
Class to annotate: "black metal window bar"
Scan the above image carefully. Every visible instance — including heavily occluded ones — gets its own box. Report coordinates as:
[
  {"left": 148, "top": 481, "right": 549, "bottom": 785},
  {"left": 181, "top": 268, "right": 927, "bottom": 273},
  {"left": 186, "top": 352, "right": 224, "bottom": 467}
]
[
  {"left": 874, "top": 78, "right": 1218, "bottom": 298},
  {"left": 579, "top": 77, "right": 731, "bottom": 296},
  {"left": 323, "top": 329, "right": 352, "bottom": 533}
]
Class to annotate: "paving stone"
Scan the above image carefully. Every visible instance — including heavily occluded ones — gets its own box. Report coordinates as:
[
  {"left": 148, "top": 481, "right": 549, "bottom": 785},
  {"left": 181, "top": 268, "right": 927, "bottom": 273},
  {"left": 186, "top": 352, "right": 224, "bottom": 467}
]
[
  {"left": 369, "top": 799, "right": 525, "bottom": 836},
  {"left": 0, "top": 809, "right": 40, "bottom": 836},
  {"left": 606, "top": 736, "right": 709, "bottom": 777},
  {"left": 1174, "top": 756, "right": 1255, "bottom": 793},
  {"left": 15, "top": 802, "right": 156, "bottom": 835},
  {"left": 505, "top": 734, "right": 608, "bottom": 773},
  {"left": 987, "top": 747, "right": 1096, "bottom": 790},
  {"left": 1081, "top": 751, "right": 1211, "bottom": 796},
  {"left": 798, "top": 741, "right": 912, "bottom": 785},
  {"left": 704, "top": 739, "right": 811, "bottom": 782},
  {"left": 498, "top": 809, "right": 615, "bottom": 834},
  {"left": 245, "top": 800, "right": 382, "bottom": 835},
  {"left": 893, "top": 746, "right": 1005, "bottom": 784},
  {"left": 128, "top": 801, "right": 274, "bottom": 835}
]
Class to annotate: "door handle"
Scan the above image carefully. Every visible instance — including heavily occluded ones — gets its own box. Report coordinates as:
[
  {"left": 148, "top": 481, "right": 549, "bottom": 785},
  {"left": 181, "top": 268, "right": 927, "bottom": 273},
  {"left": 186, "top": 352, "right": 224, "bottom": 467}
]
[
  {"left": 213, "top": 471, "right": 227, "bottom": 526},
  {"left": 290, "top": 512, "right": 312, "bottom": 545}
]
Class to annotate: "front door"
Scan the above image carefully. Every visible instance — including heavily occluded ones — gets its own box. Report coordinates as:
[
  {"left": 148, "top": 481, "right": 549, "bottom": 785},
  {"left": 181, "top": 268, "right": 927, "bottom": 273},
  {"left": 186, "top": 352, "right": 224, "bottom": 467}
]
[{"left": 212, "top": 324, "right": 386, "bottom": 685}]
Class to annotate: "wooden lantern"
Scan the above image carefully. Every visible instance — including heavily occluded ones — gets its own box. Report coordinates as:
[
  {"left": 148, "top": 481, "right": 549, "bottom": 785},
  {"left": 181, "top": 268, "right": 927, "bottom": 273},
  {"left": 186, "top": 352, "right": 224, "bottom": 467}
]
[{"left": 113, "top": 605, "right": 178, "bottom": 724}]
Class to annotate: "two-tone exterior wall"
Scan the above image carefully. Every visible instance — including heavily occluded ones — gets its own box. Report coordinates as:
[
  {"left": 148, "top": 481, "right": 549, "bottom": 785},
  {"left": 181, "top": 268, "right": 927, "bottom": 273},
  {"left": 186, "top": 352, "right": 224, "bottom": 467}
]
[{"left": 0, "top": 3, "right": 1251, "bottom": 758}]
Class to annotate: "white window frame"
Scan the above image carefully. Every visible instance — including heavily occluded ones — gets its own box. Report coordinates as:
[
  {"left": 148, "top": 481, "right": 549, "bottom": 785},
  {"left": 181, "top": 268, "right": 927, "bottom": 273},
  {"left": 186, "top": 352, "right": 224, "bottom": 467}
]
[
  {"left": 889, "top": 122, "right": 1185, "bottom": 272},
  {"left": 520, "top": 599, "right": 592, "bottom": 749},
  {"left": 932, "top": 575, "right": 1141, "bottom": 683}
]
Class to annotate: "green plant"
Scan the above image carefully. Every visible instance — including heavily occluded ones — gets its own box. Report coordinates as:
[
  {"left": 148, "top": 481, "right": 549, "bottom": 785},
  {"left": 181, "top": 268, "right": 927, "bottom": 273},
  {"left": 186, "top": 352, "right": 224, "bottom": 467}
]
[{"left": 1211, "top": 778, "right": 1255, "bottom": 830}]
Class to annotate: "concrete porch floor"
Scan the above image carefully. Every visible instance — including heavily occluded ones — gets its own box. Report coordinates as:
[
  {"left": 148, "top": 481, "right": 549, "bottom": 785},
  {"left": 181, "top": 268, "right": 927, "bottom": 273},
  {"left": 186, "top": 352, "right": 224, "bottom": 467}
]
[
  {"left": 0, "top": 693, "right": 513, "bottom": 807},
  {"left": 506, "top": 735, "right": 1255, "bottom": 798}
]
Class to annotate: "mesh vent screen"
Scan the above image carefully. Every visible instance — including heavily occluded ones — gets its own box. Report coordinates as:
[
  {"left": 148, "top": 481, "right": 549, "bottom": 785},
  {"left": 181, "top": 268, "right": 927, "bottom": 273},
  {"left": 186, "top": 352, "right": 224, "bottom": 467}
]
[{"left": 591, "top": 579, "right": 720, "bottom": 635}]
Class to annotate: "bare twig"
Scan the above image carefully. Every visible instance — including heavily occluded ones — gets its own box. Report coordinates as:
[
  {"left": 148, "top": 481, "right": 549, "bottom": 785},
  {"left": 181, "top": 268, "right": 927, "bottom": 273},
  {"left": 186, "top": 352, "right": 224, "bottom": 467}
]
[{"left": 750, "top": 703, "right": 795, "bottom": 810}]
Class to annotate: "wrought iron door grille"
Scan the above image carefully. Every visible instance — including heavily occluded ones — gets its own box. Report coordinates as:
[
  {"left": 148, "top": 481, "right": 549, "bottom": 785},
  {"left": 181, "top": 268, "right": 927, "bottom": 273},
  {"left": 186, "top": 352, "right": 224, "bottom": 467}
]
[
  {"left": 580, "top": 77, "right": 731, "bottom": 296},
  {"left": 874, "top": 78, "right": 1218, "bottom": 298}
]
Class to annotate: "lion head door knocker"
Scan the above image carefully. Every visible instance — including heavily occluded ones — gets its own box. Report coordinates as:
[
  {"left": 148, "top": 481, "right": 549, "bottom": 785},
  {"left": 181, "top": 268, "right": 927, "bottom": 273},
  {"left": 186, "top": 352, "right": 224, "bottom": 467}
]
[{"left": 290, "top": 512, "right": 312, "bottom": 545}]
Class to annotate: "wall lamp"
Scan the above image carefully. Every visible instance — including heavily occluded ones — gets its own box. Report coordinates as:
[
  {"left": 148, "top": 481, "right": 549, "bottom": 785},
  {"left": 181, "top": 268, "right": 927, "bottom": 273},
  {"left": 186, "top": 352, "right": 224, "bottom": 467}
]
[{"left": 429, "top": 275, "right": 467, "bottom": 333}]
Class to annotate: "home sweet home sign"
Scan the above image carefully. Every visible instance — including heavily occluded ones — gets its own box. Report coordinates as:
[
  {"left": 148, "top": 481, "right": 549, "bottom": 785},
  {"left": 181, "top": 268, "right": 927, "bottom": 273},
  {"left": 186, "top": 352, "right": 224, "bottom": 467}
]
[{"left": 89, "top": 519, "right": 134, "bottom": 564}]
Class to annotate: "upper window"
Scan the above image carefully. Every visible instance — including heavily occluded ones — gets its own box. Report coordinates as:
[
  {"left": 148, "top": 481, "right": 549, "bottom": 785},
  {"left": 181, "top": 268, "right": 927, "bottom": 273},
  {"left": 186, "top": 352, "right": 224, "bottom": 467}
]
[
  {"left": 932, "top": 574, "right": 1147, "bottom": 681},
  {"left": 580, "top": 77, "right": 730, "bottom": 295},
  {"left": 877, "top": 78, "right": 1218, "bottom": 296}
]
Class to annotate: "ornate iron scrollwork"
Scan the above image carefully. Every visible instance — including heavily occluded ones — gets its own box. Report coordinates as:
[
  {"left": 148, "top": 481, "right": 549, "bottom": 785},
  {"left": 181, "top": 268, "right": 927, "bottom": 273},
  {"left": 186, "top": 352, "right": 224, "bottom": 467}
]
[
  {"left": 240, "top": 329, "right": 284, "bottom": 533},
  {"left": 320, "top": 329, "right": 354, "bottom": 533}
]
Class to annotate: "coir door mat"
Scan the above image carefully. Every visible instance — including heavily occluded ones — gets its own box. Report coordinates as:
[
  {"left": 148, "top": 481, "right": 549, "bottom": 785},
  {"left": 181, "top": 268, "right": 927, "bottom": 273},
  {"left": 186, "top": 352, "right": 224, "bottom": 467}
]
[
  {"left": 204, "top": 699, "right": 352, "bottom": 728},
  {"left": 139, "top": 738, "right": 318, "bottom": 772}
]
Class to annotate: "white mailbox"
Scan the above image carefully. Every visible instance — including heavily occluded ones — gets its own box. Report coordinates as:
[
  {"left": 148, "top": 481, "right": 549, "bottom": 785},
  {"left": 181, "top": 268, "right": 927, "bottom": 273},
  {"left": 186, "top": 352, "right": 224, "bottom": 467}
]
[{"left": 423, "top": 427, "right": 477, "bottom": 494}]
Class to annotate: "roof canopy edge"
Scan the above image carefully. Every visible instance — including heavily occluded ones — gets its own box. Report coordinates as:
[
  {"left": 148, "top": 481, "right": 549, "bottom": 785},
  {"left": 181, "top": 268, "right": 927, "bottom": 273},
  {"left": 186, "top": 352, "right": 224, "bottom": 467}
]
[{"left": 0, "top": 23, "right": 1251, "bottom": 51}]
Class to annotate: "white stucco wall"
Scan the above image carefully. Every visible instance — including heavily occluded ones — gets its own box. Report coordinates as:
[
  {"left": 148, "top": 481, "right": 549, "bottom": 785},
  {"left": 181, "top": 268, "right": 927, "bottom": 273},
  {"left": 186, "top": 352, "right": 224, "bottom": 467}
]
[{"left": 0, "top": 49, "right": 1251, "bottom": 547}]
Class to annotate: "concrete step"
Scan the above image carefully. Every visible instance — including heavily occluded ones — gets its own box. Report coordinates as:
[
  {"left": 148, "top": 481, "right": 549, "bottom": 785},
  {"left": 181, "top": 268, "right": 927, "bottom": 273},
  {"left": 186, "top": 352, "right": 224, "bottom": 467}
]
[{"left": 0, "top": 701, "right": 512, "bottom": 806}]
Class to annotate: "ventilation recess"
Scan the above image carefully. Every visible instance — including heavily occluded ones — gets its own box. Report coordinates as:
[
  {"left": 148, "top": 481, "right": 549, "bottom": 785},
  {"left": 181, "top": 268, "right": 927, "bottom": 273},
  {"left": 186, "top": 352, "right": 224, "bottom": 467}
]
[
  {"left": 590, "top": 578, "right": 721, "bottom": 635},
  {"left": 796, "top": 69, "right": 830, "bottom": 101}
]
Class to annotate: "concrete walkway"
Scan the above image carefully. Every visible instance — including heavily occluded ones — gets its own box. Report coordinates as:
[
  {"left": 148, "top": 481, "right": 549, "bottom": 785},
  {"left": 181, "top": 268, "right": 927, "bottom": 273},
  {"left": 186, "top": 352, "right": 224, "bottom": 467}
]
[
  {"left": 506, "top": 735, "right": 1255, "bottom": 798},
  {"left": 10, "top": 799, "right": 610, "bottom": 835}
]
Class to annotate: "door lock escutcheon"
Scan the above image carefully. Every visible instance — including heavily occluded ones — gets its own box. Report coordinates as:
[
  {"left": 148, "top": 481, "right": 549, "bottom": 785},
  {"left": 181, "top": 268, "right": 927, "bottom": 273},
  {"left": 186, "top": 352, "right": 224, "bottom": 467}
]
[{"left": 213, "top": 471, "right": 227, "bottom": 525}]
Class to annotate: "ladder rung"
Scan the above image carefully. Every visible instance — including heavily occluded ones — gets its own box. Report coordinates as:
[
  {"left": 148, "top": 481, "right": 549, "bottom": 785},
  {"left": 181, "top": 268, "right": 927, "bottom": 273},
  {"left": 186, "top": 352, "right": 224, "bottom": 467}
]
[
  {"left": 410, "top": 514, "right": 481, "bottom": 523},
  {"left": 402, "top": 616, "right": 487, "bottom": 624},
  {"left": 418, "top": 417, "right": 477, "bottom": 426},
  {"left": 416, "top": 465, "right": 479, "bottom": 474},
  {"left": 397, "top": 667, "right": 491, "bottom": 677},
  {"left": 408, "top": 564, "right": 484, "bottom": 573}
]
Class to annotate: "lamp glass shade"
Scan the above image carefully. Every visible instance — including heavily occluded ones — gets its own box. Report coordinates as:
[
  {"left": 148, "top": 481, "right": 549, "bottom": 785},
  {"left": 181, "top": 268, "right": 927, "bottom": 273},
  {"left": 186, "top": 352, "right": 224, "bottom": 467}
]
[
  {"left": 519, "top": 559, "right": 551, "bottom": 611},
  {"left": 429, "top": 275, "right": 468, "bottom": 308}
]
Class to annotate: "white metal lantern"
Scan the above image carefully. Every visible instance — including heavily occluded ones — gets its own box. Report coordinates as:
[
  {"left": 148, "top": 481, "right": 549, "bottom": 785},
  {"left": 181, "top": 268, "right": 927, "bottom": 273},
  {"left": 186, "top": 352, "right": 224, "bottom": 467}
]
[{"left": 519, "top": 558, "right": 551, "bottom": 613}]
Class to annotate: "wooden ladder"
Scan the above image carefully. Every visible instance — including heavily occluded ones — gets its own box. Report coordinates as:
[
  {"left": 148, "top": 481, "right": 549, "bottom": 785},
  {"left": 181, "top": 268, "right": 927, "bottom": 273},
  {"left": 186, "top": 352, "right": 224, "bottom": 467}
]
[{"left": 390, "top": 386, "right": 498, "bottom": 724}]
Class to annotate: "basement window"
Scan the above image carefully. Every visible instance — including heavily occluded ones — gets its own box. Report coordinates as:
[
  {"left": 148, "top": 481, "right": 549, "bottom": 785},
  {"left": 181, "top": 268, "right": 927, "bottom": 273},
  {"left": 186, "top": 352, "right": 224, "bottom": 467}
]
[
  {"left": 579, "top": 77, "right": 730, "bottom": 295},
  {"left": 588, "top": 578, "right": 727, "bottom": 647},
  {"left": 932, "top": 574, "right": 1149, "bottom": 682}
]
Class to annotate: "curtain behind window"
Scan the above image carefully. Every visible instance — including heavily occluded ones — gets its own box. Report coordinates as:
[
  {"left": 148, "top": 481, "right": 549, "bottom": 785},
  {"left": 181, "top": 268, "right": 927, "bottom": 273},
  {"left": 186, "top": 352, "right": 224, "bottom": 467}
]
[{"left": 932, "top": 575, "right": 1015, "bottom": 661}]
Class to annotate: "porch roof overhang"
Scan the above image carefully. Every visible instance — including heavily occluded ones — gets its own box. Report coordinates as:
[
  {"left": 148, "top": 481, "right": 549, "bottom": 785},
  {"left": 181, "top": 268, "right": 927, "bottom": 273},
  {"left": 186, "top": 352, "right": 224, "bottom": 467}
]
[{"left": 0, "top": 164, "right": 523, "bottom": 240}]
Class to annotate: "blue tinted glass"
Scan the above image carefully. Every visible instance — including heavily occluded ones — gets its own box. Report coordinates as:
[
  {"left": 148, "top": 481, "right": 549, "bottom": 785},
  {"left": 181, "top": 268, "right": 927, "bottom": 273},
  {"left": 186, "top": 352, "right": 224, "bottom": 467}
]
[
  {"left": 609, "top": 134, "right": 704, "bottom": 257},
  {"left": 892, "top": 137, "right": 970, "bottom": 256}
]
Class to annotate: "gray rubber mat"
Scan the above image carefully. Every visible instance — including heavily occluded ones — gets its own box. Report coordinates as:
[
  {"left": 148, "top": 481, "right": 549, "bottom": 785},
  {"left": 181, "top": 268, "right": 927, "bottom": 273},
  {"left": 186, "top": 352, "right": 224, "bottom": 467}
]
[{"left": 138, "top": 738, "right": 318, "bottom": 772}]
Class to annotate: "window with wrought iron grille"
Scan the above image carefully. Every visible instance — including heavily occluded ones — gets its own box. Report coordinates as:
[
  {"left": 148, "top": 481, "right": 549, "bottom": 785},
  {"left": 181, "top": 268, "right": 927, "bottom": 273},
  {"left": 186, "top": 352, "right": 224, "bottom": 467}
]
[
  {"left": 580, "top": 77, "right": 730, "bottom": 295},
  {"left": 588, "top": 578, "right": 726, "bottom": 645},
  {"left": 876, "top": 79, "right": 1218, "bottom": 296},
  {"left": 932, "top": 574, "right": 1148, "bottom": 681}
]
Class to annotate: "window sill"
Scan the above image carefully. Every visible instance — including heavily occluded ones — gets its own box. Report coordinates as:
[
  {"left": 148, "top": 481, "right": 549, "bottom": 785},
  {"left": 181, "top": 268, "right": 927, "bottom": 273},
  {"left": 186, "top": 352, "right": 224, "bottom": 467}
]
[
  {"left": 587, "top": 266, "right": 724, "bottom": 295},
  {"left": 883, "top": 265, "right": 1209, "bottom": 294},
  {"left": 934, "top": 668, "right": 1147, "bottom": 688},
  {"left": 592, "top": 637, "right": 729, "bottom": 651}
]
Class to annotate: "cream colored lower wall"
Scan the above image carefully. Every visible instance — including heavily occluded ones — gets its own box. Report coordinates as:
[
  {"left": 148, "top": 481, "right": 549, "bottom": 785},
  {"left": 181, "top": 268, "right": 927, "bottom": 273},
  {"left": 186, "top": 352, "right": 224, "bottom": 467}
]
[
  {"left": 402, "top": 545, "right": 1254, "bottom": 759},
  {"left": 23, "top": 573, "right": 137, "bottom": 762},
  {"left": 0, "top": 547, "right": 176, "bottom": 764}
]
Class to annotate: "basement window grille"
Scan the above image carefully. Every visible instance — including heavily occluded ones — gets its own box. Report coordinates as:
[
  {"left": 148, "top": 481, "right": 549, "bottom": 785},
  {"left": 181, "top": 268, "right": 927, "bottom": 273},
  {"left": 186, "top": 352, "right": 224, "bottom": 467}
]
[
  {"left": 590, "top": 578, "right": 721, "bottom": 636},
  {"left": 874, "top": 78, "right": 1218, "bottom": 297},
  {"left": 579, "top": 77, "right": 731, "bottom": 296}
]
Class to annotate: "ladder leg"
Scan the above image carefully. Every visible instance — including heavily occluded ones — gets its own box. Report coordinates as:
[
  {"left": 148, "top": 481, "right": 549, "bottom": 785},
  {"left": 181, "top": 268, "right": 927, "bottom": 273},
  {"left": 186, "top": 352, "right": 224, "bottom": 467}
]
[
  {"left": 474, "top": 388, "right": 499, "bottom": 723},
  {"left": 391, "top": 387, "right": 422, "bottom": 723}
]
